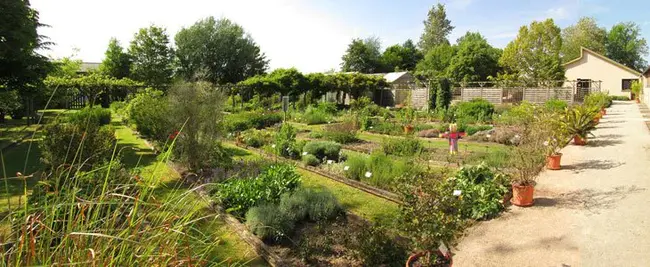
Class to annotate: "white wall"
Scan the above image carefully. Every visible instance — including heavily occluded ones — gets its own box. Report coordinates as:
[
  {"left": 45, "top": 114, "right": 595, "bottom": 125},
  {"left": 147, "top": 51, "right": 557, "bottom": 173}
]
[{"left": 564, "top": 51, "right": 640, "bottom": 97}]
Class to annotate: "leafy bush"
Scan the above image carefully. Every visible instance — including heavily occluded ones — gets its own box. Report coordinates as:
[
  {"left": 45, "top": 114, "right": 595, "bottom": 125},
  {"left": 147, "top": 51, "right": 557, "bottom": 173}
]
[
  {"left": 366, "top": 121, "right": 403, "bottom": 135},
  {"left": 217, "top": 164, "right": 301, "bottom": 217},
  {"left": 610, "top": 95, "right": 630, "bottom": 101},
  {"left": 302, "top": 154, "right": 321, "bottom": 166},
  {"left": 343, "top": 154, "right": 366, "bottom": 181},
  {"left": 323, "top": 121, "right": 359, "bottom": 143},
  {"left": 449, "top": 164, "right": 510, "bottom": 220},
  {"left": 67, "top": 106, "right": 112, "bottom": 126},
  {"left": 224, "top": 112, "right": 283, "bottom": 132},
  {"left": 245, "top": 203, "right": 294, "bottom": 242},
  {"left": 300, "top": 106, "right": 331, "bottom": 125},
  {"left": 280, "top": 188, "right": 342, "bottom": 222},
  {"left": 343, "top": 152, "right": 417, "bottom": 190},
  {"left": 493, "top": 101, "right": 535, "bottom": 126},
  {"left": 350, "top": 96, "right": 373, "bottom": 111},
  {"left": 275, "top": 123, "right": 301, "bottom": 159},
  {"left": 465, "top": 125, "right": 493, "bottom": 136},
  {"left": 381, "top": 137, "right": 423, "bottom": 156},
  {"left": 309, "top": 131, "right": 324, "bottom": 139},
  {"left": 240, "top": 129, "right": 274, "bottom": 148},
  {"left": 544, "top": 99, "right": 568, "bottom": 112},
  {"left": 109, "top": 101, "right": 128, "bottom": 118},
  {"left": 584, "top": 92, "right": 612, "bottom": 108},
  {"left": 128, "top": 88, "right": 171, "bottom": 143},
  {"left": 455, "top": 98, "right": 494, "bottom": 123},
  {"left": 354, "top": 226, "right": 408, "bottom": 267},
  {"left": 40, "top": 123, "right": 116, "bottom": 169},
  {"left": 303, "top": 141, "right": 342, "bottom": 161}
]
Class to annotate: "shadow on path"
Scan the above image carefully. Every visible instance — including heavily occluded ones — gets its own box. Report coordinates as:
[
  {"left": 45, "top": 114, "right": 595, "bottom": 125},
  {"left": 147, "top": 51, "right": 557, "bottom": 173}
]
[
  {"left": 595, "top": 134, "right": 624, "bottom": 139},
  {"left": 486, "top": 234, "right": 579, "bottom": 256},
  {"left": 563, "top": 159, "right": 624, "bottom": 173},
  {"left": 602, "top": 120, "right": 626, "bottom": 124},
  {"left": 534, "top": 186, "right": 645, "bottom": 214},
  {"left": 586, "top": 139, "right": 624, "bottom": 147}
]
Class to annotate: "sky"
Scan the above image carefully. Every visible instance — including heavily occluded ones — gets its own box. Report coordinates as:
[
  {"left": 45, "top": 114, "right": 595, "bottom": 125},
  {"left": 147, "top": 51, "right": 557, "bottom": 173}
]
[{"left": 31, "top": 0, "right": 650, "bottom": 73}]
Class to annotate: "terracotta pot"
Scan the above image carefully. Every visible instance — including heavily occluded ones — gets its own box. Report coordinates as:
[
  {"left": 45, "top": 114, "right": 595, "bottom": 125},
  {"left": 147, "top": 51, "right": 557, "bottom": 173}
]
[
  {"left": 573, "top": 135, "right": 587, "bottom": 145},
  {"left": 601, "top": 108, "right": 606, "bottom": 115},
  {"left": 404, "top": 125, "right": 414, "bottom": 134},
  {"left": 593, "top": 118, "right": 600, "bottom": 124},
  {"left": 511, "top": 184, "right": 535, "bottom": 207},
  {"left": 546, "top": 153, "right": 562, "bottom": 170},
  {"left": 636, "top": 98, "right": 641, "bottom": 103}
]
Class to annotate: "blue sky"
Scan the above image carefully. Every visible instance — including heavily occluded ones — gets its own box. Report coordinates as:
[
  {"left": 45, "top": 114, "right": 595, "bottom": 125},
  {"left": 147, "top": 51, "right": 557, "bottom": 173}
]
[{"left": 32, "top": 0, "right": 650, "bottom": 73}]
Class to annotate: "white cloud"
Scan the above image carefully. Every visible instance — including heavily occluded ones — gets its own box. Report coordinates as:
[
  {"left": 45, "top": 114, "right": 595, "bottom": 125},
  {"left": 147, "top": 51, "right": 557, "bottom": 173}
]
[
  {"left": 545, "top": 7, "right": 570, "bottom": 21},
  {"left": 31, "top": 0, "right": 357, "bottom": 73}
]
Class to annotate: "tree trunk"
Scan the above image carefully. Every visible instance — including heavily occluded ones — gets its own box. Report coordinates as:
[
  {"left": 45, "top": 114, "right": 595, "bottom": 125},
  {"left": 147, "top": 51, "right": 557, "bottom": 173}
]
[{"left": 0, "top": 111, "right": 5, "bottom": 124}]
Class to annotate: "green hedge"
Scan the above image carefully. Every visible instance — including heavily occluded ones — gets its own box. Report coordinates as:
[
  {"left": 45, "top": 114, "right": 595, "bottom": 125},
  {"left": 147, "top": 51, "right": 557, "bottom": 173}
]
[
  {"left": 303, "top": 141, "right": 342, "bottom": 162},
  {"left": 224, "top": 112, "right": 283, "bottom": 132}
]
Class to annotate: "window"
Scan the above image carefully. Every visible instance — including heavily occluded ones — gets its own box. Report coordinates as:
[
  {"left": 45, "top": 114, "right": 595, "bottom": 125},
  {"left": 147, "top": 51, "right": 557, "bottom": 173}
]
[
  {"left": 577, "top": 79, "right": 591, "bottom": 89},
  {"left": 622, "top": 79, "right": 637, "bottom": 91}
]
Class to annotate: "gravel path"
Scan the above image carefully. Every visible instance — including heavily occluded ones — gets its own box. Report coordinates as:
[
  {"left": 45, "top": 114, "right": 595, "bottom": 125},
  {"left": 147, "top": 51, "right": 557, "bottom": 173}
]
[{"left": 453, "top": 101, "right": 650, "bottom": 267}]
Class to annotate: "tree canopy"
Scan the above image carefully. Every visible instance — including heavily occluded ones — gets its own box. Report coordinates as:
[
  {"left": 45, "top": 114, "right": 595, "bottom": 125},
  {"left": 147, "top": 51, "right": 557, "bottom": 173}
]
[
  {"left": 341, "top": 37, "right": 383, "bottom": 73},
  {"left": 44, "top": 74, "right": 142, "bottom": 106},
  {"left": 418, "top": 3, "right": 454, "bottom": 54},
  {"left": 561, "top": 17, "right": 607, "bottom": 62},
  {"left": 499, "top": 19, "right": 565, "bottom": 83},
  {"left": 129, "top": 25, "right": 174, "bottom": 88},
  {"left": 175, "top": 17, "right": 268, "bottom": 84},
  {"left": 447, "top": 32, "right": 501, "bottom": 82},
  {"left": 381, "top": 40, "right": 423, "bottom": 72},
  {"left": 606, "top": 22, "right": 648, "bottom": 71},
  {"left": 416, "top": 43, "right": 457, "bottom": 79},
  {"left": 100, "top": 38, "right": 132, "bottom": 79}
]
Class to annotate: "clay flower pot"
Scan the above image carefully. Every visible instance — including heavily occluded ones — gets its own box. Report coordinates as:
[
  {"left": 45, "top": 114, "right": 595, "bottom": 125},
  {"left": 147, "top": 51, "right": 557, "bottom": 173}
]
[
  {"left": 573, "top": 135, "right": 587, "bottom": 146},
  {"left": 636, "top": 98, "right": 641, "bottom": 103},
  {"left": 404, "top": 125, "right": 414, "bottom": 134},
  {"left": 511, "top": 184, "right": 535, "bottom": 207},
  {"left": 546, "top": 153, "right": 562, "bottom": 170},
  {"left": 593, "top": 117, "right": 600, "bottom": 124},
  {"left": 600, "top": 108, "right": 606, "bottom": 115}
]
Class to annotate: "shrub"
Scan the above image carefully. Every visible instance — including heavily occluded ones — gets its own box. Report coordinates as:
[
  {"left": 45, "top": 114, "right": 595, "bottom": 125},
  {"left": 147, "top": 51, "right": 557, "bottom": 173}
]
[
  {"left": 109, "top": 101, "right": 128, "bottom": 118},
  {"left": 300, "top": 106, "right": 331, "bottom": 125},
  {"left": 275, "top": 123, "right": 301, "bottom": 159},
  {"left": 381, "top": 137, "right": 423, "bottom": 156},
  {"left": 240, "top": 129, "right": 274, "bottom": 148},
  {"left": 280, "top": 188, "right": 342, "bottom": 222},
  {"left": 493, "top": 101, "right": 535, "bottom": 126},
  {"left": 455, "top": 98, "right": 494, "bottom": 123},
  {"left": 128, "top": 88, "right": 171, "bottom": 143},
  {"left": 343, "top": 154, "right": 366, "bottom": 181},
  {"left": 350, "top": 96, "right": 373, "bottom": 111},
  {"left": 584, "top": 92, "right": 612, "bottom": 108},
  {"left": 224, "top": 112, "right": 283, "bottom": 132},
  {"left": 309, "top": 131, "right": 324, "bottom": 139},
  {"left": 354, "top": 226, "right": 408, "bottom": 267},
  {"left": 67, "top": 106, "right": 112, "bottom": 126},
  {"left": 449, "top": 163, "right": 510, "bottom": 220},
  {"left": 217, "top": 164, "right": 301, "bottom": 217},
  {"left": 40, "top": 123, "right": 116, "bottom": 169},
  {"left": 245, "top": 203, "right": 294, "bottom": 242},
  {"left": 322, "top": 121, "right": 358, "bottom": 144},
  {"left": 302, "top": 154, "right": 321, "bottom": 166},
  {"left": 465, "top": 125, "right": 493, "bottom": 136},
  {"left": 303, "top": 141, "right": 342, "bottom": 161},
  {"left": 544, "top": 98, "right": 568, "bottom": 112},
  {"left": 610, "top": 95, "right": 630, "bottom": 101},
  {"left": 366, "top": 152, "right": 408, "bottom": 188},
  {"left": 366, "top": 121, "right": 403, "bottom": 135}
]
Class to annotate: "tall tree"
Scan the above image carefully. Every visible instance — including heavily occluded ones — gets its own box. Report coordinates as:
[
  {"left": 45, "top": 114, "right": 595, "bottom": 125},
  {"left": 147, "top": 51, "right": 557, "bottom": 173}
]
[
  {"left": 418, "top": 3, "right": 454, "bottom": 54},
  {"left": 100, "top": 38, "right": 131, "bottom": 79},
  {"left": 128, "top": 25, "right": 174, "bottom": 88},
  {"left": 415, "top": 43, "right": 457, "bottom": 79},
  {"left": 381, "top": 39, "right": 423, "bottom": 72},
  {"left": 175, "top": 17, "right": 268, "bottom": 84},
  {"left": 0, "top": 0, "right": 51, "bottom": 122},
  {"left": 447, "top": 32, "right": 501, "bottom": 82},
  {"left": 561, "top": 17, "right": 607, "bottom": 61},
  {"left": 499, "top": 19, "right": 565, "bottom": 83},
  {"left": 606, "top": 22, "right": 648, "bottom": 71},
  {"left": 341, "top": 37, "right": 383, "bottom": 73}
]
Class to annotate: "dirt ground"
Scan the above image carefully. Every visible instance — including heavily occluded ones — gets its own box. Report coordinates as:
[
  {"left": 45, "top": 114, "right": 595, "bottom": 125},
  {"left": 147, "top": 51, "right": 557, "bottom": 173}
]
[{"left": 453, "top": 101, "right": 650, "bottom": 267}]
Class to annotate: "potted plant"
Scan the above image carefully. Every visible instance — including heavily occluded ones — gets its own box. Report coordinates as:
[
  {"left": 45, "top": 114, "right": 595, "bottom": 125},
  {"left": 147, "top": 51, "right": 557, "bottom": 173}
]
[
  {"left": 631, "top": 80, "right": 642, "bottom": 103},
  {"left": 398, "top": 107, "right": 416, "bottom": 134},
  {"left": 565, "top": 105, "right": 598, "bottom": 146},
  {"left": 510, "top": 141, "right": 545, "bottom": 207},
  {"left": 544, "top": 135, "right": 568, "bottom": 170}
]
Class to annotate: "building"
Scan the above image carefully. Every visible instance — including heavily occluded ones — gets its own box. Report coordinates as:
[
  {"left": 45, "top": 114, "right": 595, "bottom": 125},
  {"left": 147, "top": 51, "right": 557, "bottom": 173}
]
[
  {"left": 77, "top": 62, "right": 101, "bottom": 74},
  {"left": 564, "top": 47, "right": 641, "bottom": 98}
]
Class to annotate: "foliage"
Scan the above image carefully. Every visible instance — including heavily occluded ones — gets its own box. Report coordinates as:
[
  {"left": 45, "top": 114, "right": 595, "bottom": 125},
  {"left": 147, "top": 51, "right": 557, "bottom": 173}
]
[
  {"left": 302, "top": 154, "right": 321, "bottom": 166},
  {"left": 300, "top": 106, "right": 332, "bottom": 125},
  {"left": 606, "top": 22, "right": 649, "bottom": 71},
  {"left": 44, "top": 74, "right": 143, "bottom": 107},
  {"left": 99, "top": 38, "right": 132, "bottom": 78},
  {"left": 449, "top": 163, "right": 510, "bottom": 220},
  {"left": 67, "top": 106, "right": 112, "bottom": 126},
  {"left": 341, "top": 37, "right": 383, "bottom": 73},
  {"left": 561, "top": 17, "right": 607, "bottom": 61},
  {"left": 49, "top": 57, "right": 82, "bottom": 77},
  {"left": 275, "top": 123, "right": 300, "bottom": 159},
  {"left": 366, "top": 120, "right": 404, "bottom": 136},
  {"left": 544, "top": 98, "right": 568, "bottom": 112},
  {"left": 343, "top": 154, "right": 366, "bottom": 181},
  {"left": 217, "top": 164, "right": 301, "bottom": 217},
  {"left": 0, "top": 90, "right": 22, "bottom": 120},
  {"left": 129, "top": 25, "right": 174, "bottom": 87},
  {"left": 245, "top": 203, "right": 294, "bottom": 242},
  {"left": 381, "top": 137, "right": 423, "bottom": 156},
  {"left": 303, "top": 141, "right": 342, "bottom": 162},
  {"left": 631, "top": 81, "right": 642, "bottom": 100},
  {"left": 354, "top": 226, "right": 408, "bottom": 267},
  {"left": 240, "top": 128, "right": 274, "bottom": 148},
  {"left": 434, "top": 78, "right": 452, "bottom": 110},
  {"left": 323, "top": 121, "right": 359, "bottom": 144},
  {"left": 493, "top": 102, "right": 536, "bottom": 126},
  {"left": 416, "top": 43, "right": 457, "bottom": 79},
  {"left": 510, "top": 116, "right": 552, "bottom": 186},
  {"left": 381, "top": 39, "right": 423, "bottom": 71},
  {"left": 564, "top": 105, "right": 598, "bottom": 139},
  {"left": 224, "top": 112, "right": 282, "bottom": 132},
  {"left": 280, "top": 187, "right": 342, "bottom": 222},
  {"left": 40, "top": 122, "right": 117, "bottom": 169},
  {"left": 396, "top": 170, "right": 464, "bottom": 251},
  {"left": 455, "top": 98, "right": 495, "bottom": 123},
  {"left": 343, "top": 152, "right": 417, "bottom": 190},
  {"left": 610, "top": 95, "right": 630, "bottom": 101},
  {"left": 127, "top": 88, "right": 171, "bottom": 143},
  {"left": 418, "top": 3, "right": 454, "bottom": 53},
  {"left": 465, "top": 125, "right": 493, "bottom": 136},
  {"left": 584, "top": 92, "right": 612, "bottom": 109},
  {"left": 167, "top": 82, "right": 231, "bottom": 170},
  {"left": 499, "top": 19, "right": 565, "bottom": 83},
  {"left": 175, "top": 17, "right": 268, "bottom": 84},
  {"left": 350, "top": 96, "right": 374, "bottom": 111},
  {"left": 447, "top": 32, "right": 501, "bottom": 82},
  {"left": 397, "top": 107, "right": 416, "bottom": 125}
]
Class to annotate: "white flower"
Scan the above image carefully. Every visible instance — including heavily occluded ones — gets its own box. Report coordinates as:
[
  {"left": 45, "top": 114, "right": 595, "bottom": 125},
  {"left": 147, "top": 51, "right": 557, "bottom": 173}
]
[
  {"left": 365, "top": 171, "right": 372, "bottom": 178},
  {"left": 453, "top": 190, "right": 462, "bottom": 196},
  {"left": 369, "top": 126, "right": 374, "bottom": 129},
  {"left": 302, "top": 151, "right": 308, "bottom": 156},
  {"left": 344, "top": 166, "right": 350, "bottom": 171},
  {"left": 327, "top": 160, "right": 333, "bottom": 164},
  {"left": 543, "top": 141, "right": 549, "bottom": 146},
  {"left": 271, "top": 144, "right": 276, "bottom": 148}
]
